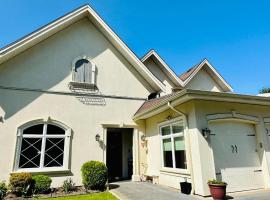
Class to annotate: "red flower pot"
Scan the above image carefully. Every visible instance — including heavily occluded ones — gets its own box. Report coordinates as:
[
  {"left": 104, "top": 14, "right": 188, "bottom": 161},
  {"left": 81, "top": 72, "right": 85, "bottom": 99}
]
[{"left": 208, "top": 183, "right": 227, "bottom": 200}]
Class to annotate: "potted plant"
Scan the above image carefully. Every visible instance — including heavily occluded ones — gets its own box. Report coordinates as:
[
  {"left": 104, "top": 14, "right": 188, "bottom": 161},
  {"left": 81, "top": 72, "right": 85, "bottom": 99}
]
[{"left": 208, "top": 179, "right": 227, "bottom": 200}]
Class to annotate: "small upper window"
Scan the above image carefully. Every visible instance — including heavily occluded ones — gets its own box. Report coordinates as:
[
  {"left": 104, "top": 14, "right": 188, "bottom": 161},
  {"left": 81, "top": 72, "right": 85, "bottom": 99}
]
[{"left": 72, "top": 57, "right": 96, "bottom": 85}]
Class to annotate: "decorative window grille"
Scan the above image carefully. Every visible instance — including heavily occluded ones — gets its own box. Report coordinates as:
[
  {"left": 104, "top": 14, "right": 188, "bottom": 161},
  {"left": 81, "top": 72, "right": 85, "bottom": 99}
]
[{"left": 15, "top": 121, "right": 71, "bottom": 172}]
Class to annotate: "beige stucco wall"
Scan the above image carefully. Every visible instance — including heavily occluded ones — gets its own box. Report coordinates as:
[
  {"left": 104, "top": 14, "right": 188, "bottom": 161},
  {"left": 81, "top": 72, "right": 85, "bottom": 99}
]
[
  {"left": 143, "top": 99, "right": 270, "bottom": 196},
  {"left": 193, "top": 100, "right": 270, "bottom": 195},
  {"left": 184, "top": 69, "right": 223, "bottom": 92},
  {"left": 143, "top": 58, "right": 176, "bottom": 94},
  {"left": 0, "top": 18, "right": 152, "bottom": 186},
  {"left": 144, "top": 102, "right": 194, "bottom": 189}
]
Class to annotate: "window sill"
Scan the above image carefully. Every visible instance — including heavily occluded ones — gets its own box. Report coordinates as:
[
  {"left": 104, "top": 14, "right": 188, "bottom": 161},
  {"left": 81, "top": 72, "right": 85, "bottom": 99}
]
[
  {"left": 69, "top": 82, "right": 97, "bottom": 90},
  {"left": 12, "top": 168, "right": 71, "bottom": 175},
  {"left": 160, "top": 167, "right": 190, "bottom": 176}
]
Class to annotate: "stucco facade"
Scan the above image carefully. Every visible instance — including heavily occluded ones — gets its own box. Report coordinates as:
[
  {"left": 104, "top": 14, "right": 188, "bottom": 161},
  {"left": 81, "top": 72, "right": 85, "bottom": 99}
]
[
  {"left": 136, "top": 95, "right": 270, "bottom": 196},
  {"left": 0, "top": 17, "right": 150, "bottom": 186},
  {"left": 1, "top": 4, "right": 270, "bottom": 198}
]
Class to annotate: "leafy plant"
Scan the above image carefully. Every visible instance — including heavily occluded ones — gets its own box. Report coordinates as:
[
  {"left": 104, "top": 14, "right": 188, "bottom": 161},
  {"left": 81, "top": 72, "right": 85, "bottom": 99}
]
[
  {"left": 81, "top": 161, "right": 108, "bottom": 190},
  {"left": 0, "top": 182, "right": 7, "bottom": 200},
  {"left": 259, "top": 87, "right": 270, "bottom": 94},
  {"left": 208, "top": 179, "right": 227, "bottom": 185},
  {"left": 62, "top": 178, "right": 75, "bottom": 193},
  {"left": 32, "top": 175, "right": 52, "bottom": 194},
  {"left": 9, "top": 172, "right": 32, "bottom": 196}
]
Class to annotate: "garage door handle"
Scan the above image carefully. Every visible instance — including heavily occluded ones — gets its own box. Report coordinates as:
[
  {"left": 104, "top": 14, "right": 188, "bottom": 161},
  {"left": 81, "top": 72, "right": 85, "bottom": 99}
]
[
  {"left": 235, "top": 145, "right": 238, "bottom": 153},
  {"left": 231, "top": 145, "right": 235, "bottom": 153}
]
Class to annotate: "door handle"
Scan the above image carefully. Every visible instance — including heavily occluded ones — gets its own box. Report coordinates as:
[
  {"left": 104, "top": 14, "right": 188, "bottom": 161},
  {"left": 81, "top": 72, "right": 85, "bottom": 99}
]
[
  {"left": 235, "top": 145, "right": 238, "bottom": 154},
  {"left": 231, "top": 145, "right": 235, "bottom": 153}
]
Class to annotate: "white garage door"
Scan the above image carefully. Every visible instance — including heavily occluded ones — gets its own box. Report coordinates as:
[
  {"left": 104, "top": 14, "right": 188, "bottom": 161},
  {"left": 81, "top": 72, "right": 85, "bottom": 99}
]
[{"left": 210, "top": 121, "right": 264, "bottom": 192}]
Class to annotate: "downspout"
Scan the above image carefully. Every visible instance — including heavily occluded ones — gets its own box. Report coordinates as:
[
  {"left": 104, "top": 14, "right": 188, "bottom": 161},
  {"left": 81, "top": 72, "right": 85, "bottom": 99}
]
[{"left": 167, "top": 102, "right": 195, "bottom": 195}]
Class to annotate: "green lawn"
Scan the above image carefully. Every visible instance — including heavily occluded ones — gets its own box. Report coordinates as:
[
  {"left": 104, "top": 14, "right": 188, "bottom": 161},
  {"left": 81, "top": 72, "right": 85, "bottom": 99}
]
[{"left": 43, "top": 192, "right": 118, "bottom": 200}]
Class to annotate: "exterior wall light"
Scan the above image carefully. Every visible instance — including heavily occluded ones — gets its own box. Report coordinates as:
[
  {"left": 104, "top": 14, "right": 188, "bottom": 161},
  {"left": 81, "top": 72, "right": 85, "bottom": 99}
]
[
  {"left": 141, "top": 134, "right": 146, "bottom": 142},
  {"left": 95, "top": 134, "right": 100, "bottom": 142},
  {"left": 202, "top": 128, "right": 211, "bottom": 138}
]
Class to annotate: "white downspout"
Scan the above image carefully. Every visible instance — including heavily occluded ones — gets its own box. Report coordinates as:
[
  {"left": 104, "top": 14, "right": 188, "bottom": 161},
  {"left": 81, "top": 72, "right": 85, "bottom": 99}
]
[{"left": 167, "top": 102, "right": 195, "bottom": 195}]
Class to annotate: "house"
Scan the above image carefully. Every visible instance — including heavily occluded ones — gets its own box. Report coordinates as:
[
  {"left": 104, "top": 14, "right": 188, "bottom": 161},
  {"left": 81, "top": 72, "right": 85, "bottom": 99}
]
[{"left": 0, "top": 4, "right": 270, "bottom": 197}]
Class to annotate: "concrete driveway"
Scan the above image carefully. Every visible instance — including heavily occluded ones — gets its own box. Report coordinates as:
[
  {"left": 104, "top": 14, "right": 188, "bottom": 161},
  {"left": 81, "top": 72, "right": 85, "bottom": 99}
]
[
  {"left": 109, "top": 181, "right": 200, "bottom": 200},
  {"left": 227, "top": 190, "right": 270, "bottom": 200},
  {"left": 109, "top": 181, "right": 270, "bottom": 200}
]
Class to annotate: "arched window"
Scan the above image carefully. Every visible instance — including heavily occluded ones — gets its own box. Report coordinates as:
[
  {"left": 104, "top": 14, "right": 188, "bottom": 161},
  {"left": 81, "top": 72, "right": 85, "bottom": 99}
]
[
  {"left": 72, "top": 57, "right": 96, "bottom": 85},
  {"left": 15, "top": 120, "right": 71, "bottom": 172}
]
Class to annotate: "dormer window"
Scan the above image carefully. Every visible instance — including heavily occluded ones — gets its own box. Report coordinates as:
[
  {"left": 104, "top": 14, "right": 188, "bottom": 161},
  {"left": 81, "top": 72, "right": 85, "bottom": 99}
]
[{"left": 71, "top": 56, "right": 96, "bottom": 85}]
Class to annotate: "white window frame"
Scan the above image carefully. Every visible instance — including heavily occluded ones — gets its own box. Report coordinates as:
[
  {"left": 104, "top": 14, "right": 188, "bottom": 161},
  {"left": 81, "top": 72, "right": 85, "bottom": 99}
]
[
  {"left": 159, "top": 117, "right": 188, "bottom": 173},
  {"left": 14, "top": 119, "right": 72, "bottom": 173},
  {"left": 71, "top": 56, "right": 96, "bottom": 85}
]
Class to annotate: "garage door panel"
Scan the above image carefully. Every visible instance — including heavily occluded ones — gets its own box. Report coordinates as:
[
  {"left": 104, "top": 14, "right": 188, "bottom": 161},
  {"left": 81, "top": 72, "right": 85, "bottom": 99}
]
[
  {"left": 221, "top": 168, "right": 263, "bottom": 192},
  {"left": 210, "top": 121, "right": 263, "bottom": 192}
]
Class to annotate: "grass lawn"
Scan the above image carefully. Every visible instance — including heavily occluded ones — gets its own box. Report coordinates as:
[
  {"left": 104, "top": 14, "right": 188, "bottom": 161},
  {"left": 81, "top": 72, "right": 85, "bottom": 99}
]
[{"left": 43, "top": 192, "right": 118, "bottom": 200}]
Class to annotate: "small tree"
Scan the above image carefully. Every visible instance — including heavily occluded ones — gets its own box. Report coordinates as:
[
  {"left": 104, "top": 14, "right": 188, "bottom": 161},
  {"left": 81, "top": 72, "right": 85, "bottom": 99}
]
[{"left": 259, "top": 87, "right": 270, "bottom": 94}]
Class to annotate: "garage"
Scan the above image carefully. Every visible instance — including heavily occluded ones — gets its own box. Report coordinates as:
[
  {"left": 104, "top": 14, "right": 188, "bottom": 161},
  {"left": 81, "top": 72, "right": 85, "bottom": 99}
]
[{"left": 209, "top": 120, "right": 264, "bottom": 192}]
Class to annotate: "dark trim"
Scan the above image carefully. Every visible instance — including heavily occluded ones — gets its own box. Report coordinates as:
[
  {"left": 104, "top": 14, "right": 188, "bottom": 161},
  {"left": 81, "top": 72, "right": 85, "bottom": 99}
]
[{"left": 0, "top": 85, "right": 146, "bottom": 101}]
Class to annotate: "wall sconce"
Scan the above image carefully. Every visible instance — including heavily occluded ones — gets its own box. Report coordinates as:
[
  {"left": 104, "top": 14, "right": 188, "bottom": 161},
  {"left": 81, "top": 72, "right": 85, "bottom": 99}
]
[
  {"left": 202, "top": 128, "right": 211, "bottom": 138},
  {"left": 141, "top": 135, "right": 146, "bottom": 142},
  {"left": 95, "top": 134, "right": 100, "bottom": 142},
  {"left": 166, "top": 115, "right": 172, "bottom": 120}
]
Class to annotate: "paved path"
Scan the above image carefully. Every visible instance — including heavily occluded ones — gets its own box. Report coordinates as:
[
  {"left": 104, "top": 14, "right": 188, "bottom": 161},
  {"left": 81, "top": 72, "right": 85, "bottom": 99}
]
[
  {"left": 228, "top": 190, "right": 270, "bottom": 200},
  {"left": 110, "top": 181, "right": 199, "bottom": 200},
  {"left": 109, "top": 181, "right": 270, "bottom": 200}
]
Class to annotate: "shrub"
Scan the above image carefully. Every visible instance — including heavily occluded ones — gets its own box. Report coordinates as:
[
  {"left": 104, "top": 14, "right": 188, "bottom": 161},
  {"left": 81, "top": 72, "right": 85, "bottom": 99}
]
[
  {"left": 9, "top": 172, "right": 32, "bottom": 196},
  {"left": 32, "top": 175, "right": 52, "bottom": 194},
  {"left": 81, "top": 161, "right": 108, "bottom": 190},
  {"left": 0, "top": 182, "right": 7, "bottom": 200},
  {"left": 62, "top": 178, "right": 75, "bottom": 193}
]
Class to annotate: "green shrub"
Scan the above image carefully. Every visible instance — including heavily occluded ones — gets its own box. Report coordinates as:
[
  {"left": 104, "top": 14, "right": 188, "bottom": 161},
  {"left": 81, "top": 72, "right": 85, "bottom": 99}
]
[
  {"left": 32, "top": 175, "right": 52, "bottom": 194},
  {"left": 81, "top": 161, "right": 108, "bottom": 190},
  {"left": 62, "top": 178, "right": 75, "bottom": 193},
  {"left": 0, "top": 182, "right": 7, "bottom": 200},
  {"left": 9, "top": 172, "right": 32, "bottom": 196}
]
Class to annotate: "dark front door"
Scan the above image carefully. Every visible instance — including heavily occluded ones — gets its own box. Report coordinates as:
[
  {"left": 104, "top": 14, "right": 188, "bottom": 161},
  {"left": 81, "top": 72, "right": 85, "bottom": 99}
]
[{"left": 106, "top": 131, "right": 122, "bottom": 182}]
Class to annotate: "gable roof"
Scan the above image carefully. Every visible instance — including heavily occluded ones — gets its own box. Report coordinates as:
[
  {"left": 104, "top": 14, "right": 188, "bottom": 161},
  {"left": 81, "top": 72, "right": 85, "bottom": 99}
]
[
  {"left": 0, "top": 5, "right": 166, "bottom": 92},
  {"left": 179, "top": 59, "right": 233, "bottom": 92},
  {"left": 141, "top": 50, "right": 233, "bottom": 92},
  {"left": 141, "top": 50, "right": 184, "bottom": 87},
  {"left": 179, "top": 63, "right": 201, "bottom": 81}
]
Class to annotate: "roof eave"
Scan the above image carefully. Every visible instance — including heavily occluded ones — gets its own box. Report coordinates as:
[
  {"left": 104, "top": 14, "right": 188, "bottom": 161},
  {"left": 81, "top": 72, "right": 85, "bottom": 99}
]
[
  {"left": 133, "top": 89, "right": 270, "bottom": 121},
  {"left": 141, "top": 50, "right": 184, "bottom": 87},
  {"left": 182, "top": 59, "right": 233, "bottom": 92}
]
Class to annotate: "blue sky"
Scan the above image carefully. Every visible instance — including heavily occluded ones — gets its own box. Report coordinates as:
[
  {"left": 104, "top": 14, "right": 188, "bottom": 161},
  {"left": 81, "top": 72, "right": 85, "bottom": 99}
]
[{"left": 0, "top": 1, "right": 270, "bottom": 94}]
